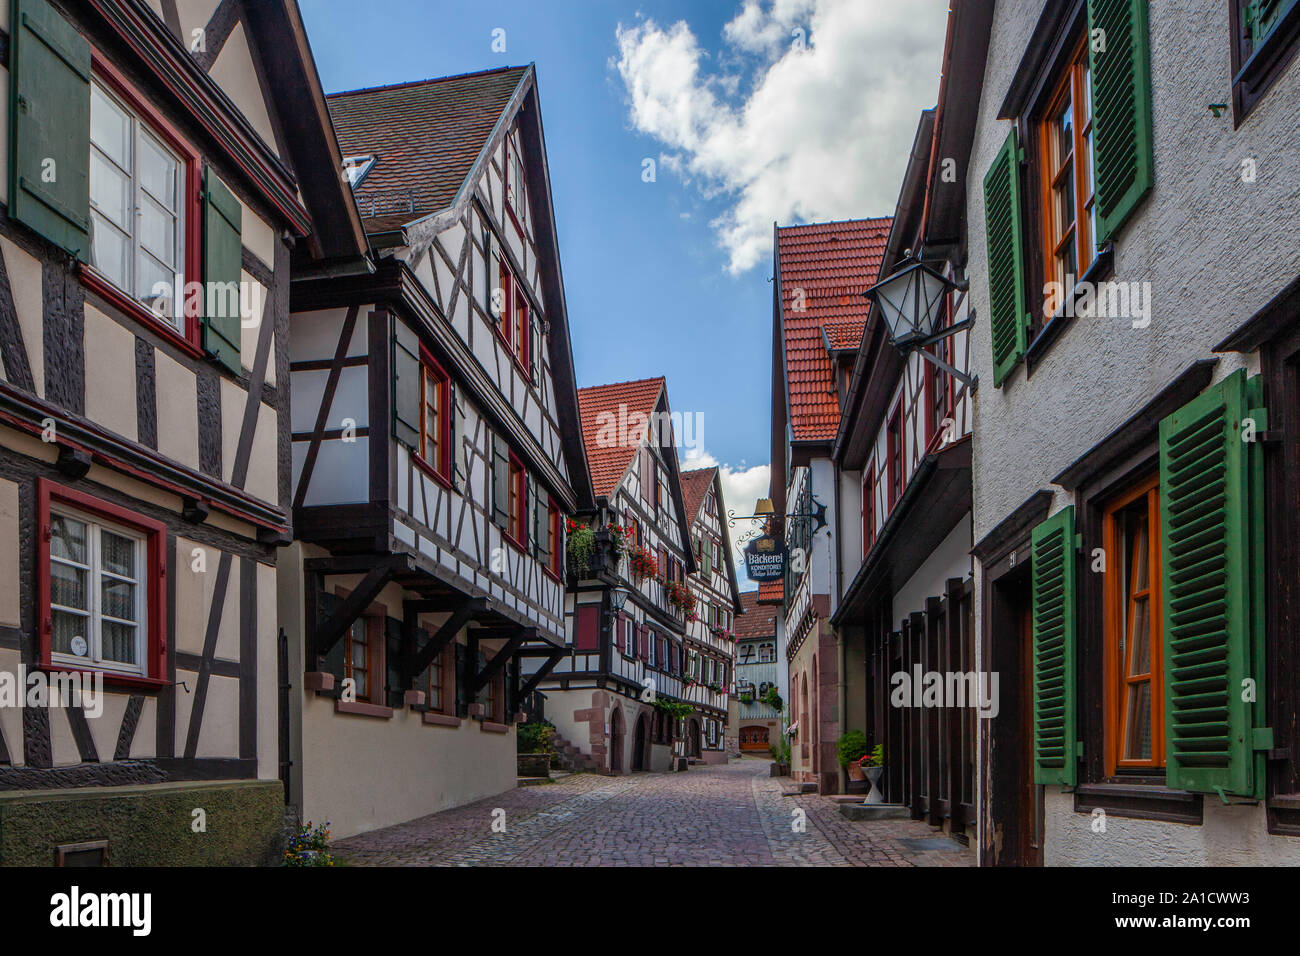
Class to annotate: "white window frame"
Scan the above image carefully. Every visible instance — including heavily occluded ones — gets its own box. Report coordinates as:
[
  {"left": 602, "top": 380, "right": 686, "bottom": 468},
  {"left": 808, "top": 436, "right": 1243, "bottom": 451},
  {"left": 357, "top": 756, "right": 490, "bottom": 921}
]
[
  {"left": 89, "top": 78, "right": 187, "bottom": 333},
  {"left": 49, "top": 505, "right": 147, "bottom": 677}
]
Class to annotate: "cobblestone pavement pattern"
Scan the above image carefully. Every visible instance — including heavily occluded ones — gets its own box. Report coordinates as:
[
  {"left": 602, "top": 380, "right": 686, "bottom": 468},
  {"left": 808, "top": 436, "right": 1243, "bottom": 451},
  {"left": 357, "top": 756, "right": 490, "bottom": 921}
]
[{"left": 334, "top": 758, "right": 976, "bottom": 866}]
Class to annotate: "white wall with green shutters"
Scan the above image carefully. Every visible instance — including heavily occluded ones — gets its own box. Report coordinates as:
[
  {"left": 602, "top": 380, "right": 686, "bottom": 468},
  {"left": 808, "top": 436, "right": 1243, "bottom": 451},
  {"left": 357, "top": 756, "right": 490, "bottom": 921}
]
[
  {"left": 967, "top": 0, "right": 1298, "bottom": 545},
  {"left": 967, "top": 0, "right": 1300, "bottom": 864}
]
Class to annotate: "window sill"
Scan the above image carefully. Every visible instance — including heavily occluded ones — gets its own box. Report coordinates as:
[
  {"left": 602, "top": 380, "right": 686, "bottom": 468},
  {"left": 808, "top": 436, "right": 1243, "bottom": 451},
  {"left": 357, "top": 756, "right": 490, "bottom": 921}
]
[
  {"left": 423, "top": 712, "right": 461, "bottom": 728},
  {"left": 36, "top": 662, "right": 167, "bottom": 692},
  {"left": 543, "top": 565, "right": 563, "bottom": 583},
  {"left": 1073, "top": 781, "right": 1203, "bottom": 825},
  {"left": 1025, "top": 243, "right": 1114, "bottom": 378},
  {"left": 334, "top": 700, "right": 394, "bottom": 719},
  {"left": 412, "top": 454, "right": 453, "bottom": 489},
  {"left": 480, "top": 721, "right": 509, "bottom": 734},
  {"left": 79, "top": 265, "right": 206, "bottom": 362}
]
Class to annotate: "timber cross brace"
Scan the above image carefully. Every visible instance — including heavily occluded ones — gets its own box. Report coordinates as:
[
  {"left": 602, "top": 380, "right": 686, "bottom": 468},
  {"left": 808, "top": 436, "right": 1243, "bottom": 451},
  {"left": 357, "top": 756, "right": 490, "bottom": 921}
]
[{"left": 304, "top": 553, "right": 414, "bottom": 668}]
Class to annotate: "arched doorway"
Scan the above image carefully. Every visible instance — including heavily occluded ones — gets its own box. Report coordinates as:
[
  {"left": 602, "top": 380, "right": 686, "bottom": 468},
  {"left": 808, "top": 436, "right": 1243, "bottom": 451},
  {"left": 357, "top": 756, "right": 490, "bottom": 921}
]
[
  {"left": 740, "top": 726, "right": 770, "bottom": 752},
  {"left": 632, "top": 712, "right": 651, "bottom": 771},
  {"left": 685, "top": 718, "right": 701, "bottom": 758},
  {"left": 610, "top": 706, "right": 625, "bottom": 773}
]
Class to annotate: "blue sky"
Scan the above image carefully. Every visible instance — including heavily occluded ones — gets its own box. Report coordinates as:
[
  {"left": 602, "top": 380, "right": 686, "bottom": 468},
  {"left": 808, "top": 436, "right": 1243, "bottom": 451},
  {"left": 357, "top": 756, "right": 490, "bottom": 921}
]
[{"left": 299, "top": 0, "right": 948, "bottom": 573}]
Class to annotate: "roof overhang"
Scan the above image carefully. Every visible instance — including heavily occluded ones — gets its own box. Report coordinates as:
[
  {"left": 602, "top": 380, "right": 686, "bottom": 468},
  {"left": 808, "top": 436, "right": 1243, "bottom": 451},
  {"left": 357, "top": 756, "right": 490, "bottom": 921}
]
[{"left": 831, "top": 436, "right": 972, "bottom": 627}]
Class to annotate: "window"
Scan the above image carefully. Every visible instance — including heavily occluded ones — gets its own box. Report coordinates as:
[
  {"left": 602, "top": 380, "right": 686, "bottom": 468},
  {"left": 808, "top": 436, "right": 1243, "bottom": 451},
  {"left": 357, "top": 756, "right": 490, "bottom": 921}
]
[
  {"left": 738, "top": 642, "right": 756, "bottom": 664},
  {"left": 507, "top": 455, "right": 526, "bottom": 546},
  {"left": 422, "top": 644, "right": 450, "bottom": 714},
  {"left": 418, "top": 349, "right": 451, "bottom": 480},
  {"left": 925, "top": 296, "right": 955, "bottom": 446},
  {"left": 39, "top": 481, "right": 165, "bottom": 682},
  {"left": 484, "top": 668, "right": 502, "bottom": 723},
  {"left": 89, "top": 76, "right": 191, "bottom": 334},
  {"left": 887, "top": 403, "right": 903, "bottom": 506},
  {"left": 1039, "top": 36, "right": 1096, "bottom": 305},
  {"left": 547, "top": 500, "right": 563, "bottom": 577},
  {"left": 1103, "top": 475, "right": 1163, "bottom": 772},
  {"left": 1232, "top": 0, "right": 1300, "bottom": 121},
  {"left": 758, "top": 641, "right": 776, "bottom": 664},
  {"left": 505, "top": 135, "right": 525, "bottom": 224},
  {"left": 344, "top": 617, "right": 375, "bottom": 702}
]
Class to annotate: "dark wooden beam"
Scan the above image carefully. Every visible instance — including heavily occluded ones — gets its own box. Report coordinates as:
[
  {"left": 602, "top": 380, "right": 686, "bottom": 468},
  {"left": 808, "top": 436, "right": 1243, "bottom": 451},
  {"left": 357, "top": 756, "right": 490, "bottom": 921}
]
[
  {"left": 312, "top": 559, "right": 395, "bottom": 660},
  {"left": 467, "top": 633, "right": 527, "bottom": 696},
  {"left": 517, "top": 650, "right": 566, "bottom": 700},
  {"left": 409, "top": 596, "right": 487, "bottom": 676}
]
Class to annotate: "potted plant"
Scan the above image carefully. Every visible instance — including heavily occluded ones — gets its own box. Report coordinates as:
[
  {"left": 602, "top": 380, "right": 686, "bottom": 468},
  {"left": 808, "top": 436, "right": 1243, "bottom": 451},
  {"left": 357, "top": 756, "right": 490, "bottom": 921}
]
[
  {"left": 283, "top": 821, "right": 335, "bottom": 867},
  {"left": 858, "top": 745, "right": 886, "bottom": 804},
  {"left": 666, "top": 580, "right": 696, "bottom": 616},
  {"left": 761, "top": 686, "right": 783, "bottom": 712},
  {"left": 837, "top": 730, "right": 871, "bottom": 782},
  {"left": 565, "top": 520, "right": 595, "bottom": 576},
  {"left": 629, "top": 544, "right": 658, "bottom": 582}
]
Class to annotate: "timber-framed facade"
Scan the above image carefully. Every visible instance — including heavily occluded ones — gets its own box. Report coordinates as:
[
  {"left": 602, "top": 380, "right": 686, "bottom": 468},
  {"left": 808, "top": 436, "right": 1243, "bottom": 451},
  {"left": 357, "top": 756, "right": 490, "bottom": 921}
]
[{"left": 0, "top": 0, "right": 365, "bottom": 865}]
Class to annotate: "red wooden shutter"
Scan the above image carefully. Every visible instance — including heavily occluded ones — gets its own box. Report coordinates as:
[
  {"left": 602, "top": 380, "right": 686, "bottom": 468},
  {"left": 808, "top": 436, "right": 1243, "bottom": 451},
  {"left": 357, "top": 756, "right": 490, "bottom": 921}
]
[
  {"left": 639, "top": 624, "right": 650, "bottom": 661},
  {"left": 614, "top": 612, "right": 624, "bottom": 652},
  {"left": 575, "top": 605, "right": 599, "bottom": 651}
]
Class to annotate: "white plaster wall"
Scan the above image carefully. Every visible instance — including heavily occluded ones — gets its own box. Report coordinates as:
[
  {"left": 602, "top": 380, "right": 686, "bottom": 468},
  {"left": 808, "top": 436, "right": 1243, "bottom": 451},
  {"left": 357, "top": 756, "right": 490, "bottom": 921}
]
[
  {"left": 299, "top": 696, "right": 517, "bottom": 840},
  {"left": 1044, "top": 789, "right": 1300, "bottom": 865},
  {"left": 967, "top": 0, "right": 1300, "bottom": 865},
  {"left": 967, "top": 0, "right": 1298, "bottom": 544},
  {"left": 890, "top": 513, "right": 973, "bottom": 630}
]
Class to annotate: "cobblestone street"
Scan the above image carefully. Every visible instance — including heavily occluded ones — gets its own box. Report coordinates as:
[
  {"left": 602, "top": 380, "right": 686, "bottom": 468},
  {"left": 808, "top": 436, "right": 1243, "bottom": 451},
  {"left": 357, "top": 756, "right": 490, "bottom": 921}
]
[{"left": 333, "top": 758, "right": 976, "bottom": 866}]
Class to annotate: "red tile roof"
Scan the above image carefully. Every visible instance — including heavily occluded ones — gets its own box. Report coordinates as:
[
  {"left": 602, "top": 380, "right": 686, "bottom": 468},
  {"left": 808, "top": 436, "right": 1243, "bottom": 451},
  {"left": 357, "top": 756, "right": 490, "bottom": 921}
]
[
  {"left": 735, "top": 591, "right": 778, "bottom": 638},
  {"left": 679, "top": 467, "right": 716, "bottom": 522},
  {"left": 577, "top": 377, "right": 665, "bottom": 499},
  {"left": 756, "top": 581, "right": 784, "bottom": 605},
  {"left": 327, "top": 66, "right": 529, "bottom": 232},
  {"left": 777, "top": 218, "right": 892, "bottom": 442}
]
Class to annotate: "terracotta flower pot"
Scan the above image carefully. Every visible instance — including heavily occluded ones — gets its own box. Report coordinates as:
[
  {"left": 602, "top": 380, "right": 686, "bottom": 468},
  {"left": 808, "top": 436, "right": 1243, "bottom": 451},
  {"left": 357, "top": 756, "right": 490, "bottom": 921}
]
[{"left": 847, "top": 761, "right": 866, "bottom": 782}]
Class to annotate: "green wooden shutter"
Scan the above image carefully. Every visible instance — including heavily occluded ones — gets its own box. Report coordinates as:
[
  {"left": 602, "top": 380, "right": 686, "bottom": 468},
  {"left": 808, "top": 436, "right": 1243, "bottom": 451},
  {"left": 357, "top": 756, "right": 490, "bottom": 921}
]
[
  {"left": 1031, "top": 505, "right": 1078, "bottom": 786},
  {"left": 491, "top": 432, "right": 510, "bottom": 529},
  {"left": 529, "top": 312, "right": 540, "bottom": 385},
  {"left": 1160, "top": 369, "right": 1267, "bottom": 799},
  {"left": 384, "top": 616, "right": 405, "bottom": 708},
  {"left": 982, "top": 127, "right": 1029, "bottom": 388},
  {"left": 392, "top": 322, "right": 420, "bottom": 449},
  {"left": 1250, "top": 0, "right": 1298, "bottom": 46},
  {"left": 202, "top": 167, "right": 243, "bottom": 374},
  {"left": 1088, "top": 0, "right": 1154, "bottom": 244},
  {"left": 454, "top": 643, "right": 468, "bottom": 717},
  {"left": 8, "top": 0, "right": 91, "bottom": 261}
]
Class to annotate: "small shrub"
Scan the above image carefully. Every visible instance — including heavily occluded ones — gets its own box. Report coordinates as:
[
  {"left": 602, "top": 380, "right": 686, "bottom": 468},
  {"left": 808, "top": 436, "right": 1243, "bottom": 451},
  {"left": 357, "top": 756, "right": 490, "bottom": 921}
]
[
  {"left": 836, "top": 730, "right": 871, "bottom": 768},
  {"left": 283, "top": 821, "right": 334, "bottom": 867}
]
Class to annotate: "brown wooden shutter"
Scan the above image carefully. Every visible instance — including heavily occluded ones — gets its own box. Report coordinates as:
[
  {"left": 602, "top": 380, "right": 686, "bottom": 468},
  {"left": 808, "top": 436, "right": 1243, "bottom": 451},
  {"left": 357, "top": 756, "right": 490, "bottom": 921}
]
[{"left": 574, "top": 604, "right": 599, "bottom": 652}]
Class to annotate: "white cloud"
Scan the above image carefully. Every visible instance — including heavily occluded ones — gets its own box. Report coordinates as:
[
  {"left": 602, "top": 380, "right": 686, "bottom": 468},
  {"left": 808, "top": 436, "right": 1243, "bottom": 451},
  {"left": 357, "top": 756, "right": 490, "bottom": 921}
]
[
  {"left": 614, "top": 0, "right": 948, "bottom": 274},
  {"left": 681, "top": 446, "right": 770, "bottom": 591}
]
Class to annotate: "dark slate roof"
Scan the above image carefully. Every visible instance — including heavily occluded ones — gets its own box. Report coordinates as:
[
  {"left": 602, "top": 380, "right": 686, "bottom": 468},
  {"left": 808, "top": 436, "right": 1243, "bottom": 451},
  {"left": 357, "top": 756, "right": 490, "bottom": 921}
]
[{"left": 327, "top": 65, "right": 529, "bottom": 232}]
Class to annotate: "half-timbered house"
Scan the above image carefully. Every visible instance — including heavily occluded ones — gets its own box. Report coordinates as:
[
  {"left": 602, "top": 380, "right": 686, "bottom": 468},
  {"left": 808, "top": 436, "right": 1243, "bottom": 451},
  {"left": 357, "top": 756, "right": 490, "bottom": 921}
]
[
  {"left": 0, "top": 0, "right": 365, "bottom": 865},
  {"left": 830, "top": 85, "right": 981, "bottom": 838},
  {"left": 729, "top": 591, "right": 781, "bottom": 757},
  {"left": 280, "top": 64, "right": 592, "bottom": 838},
  {"left": 767, "top": 217, "right": 891, "bottom": 794},
  {"left": 535, "top": 377, "right": 696, "bottom": 774},
  {"left": 959, "top": 0, "right": 1300, "bottom": 865},
  {"left": 679, "top": 466, "right": 740, "bottom": 763}
]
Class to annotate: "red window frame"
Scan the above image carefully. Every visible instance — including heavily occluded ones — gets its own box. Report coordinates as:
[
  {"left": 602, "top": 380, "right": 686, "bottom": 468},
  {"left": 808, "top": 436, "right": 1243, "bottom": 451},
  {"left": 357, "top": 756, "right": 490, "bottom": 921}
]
[
  {"left": 36, "top": 479, "right": 167, "bottom": 689},
  {"left": 505, "top": 453, "right": 527, "bottom": 548},
  {"left": 493, "top": 256, "right": 530, "bottom": 375},
  {"left": 513, "top": 286, "right": 529, "bottom": 370},
  {"left": 416, "top": 345, "right": 452, "bottom": 485},
  {"left": 887, "top": 401, "right": 903, "bottom": 507},
  {"left": 81, "top": 52, "right": 204, "bottom": 361}
]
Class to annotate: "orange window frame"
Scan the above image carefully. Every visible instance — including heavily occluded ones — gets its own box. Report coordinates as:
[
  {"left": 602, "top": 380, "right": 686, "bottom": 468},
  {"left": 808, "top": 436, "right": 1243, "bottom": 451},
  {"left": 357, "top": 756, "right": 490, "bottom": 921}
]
[
  {"left": 425, "top": 643, "right": 451, "bottom": 714},
  {"left": 1102, "top": 474, "right": 1164, "bottom": 774},
  {"left": 344, "top": 615, "right": 382, "bottom": 705},
  {"left": 1038, "top": 36, "right": 1096, "bottom": 300}
]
